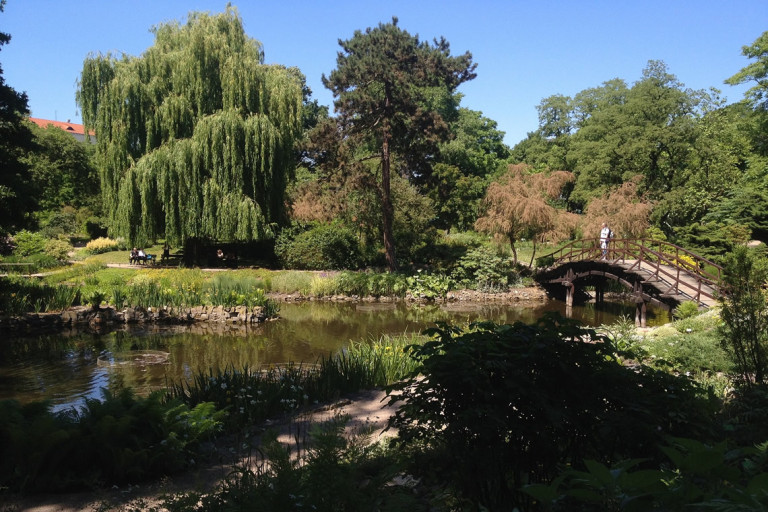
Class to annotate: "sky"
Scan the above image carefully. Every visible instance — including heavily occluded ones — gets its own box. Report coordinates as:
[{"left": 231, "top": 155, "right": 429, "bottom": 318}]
[{"left": 1, "top": 0, "right": 766, "bottom": 146}]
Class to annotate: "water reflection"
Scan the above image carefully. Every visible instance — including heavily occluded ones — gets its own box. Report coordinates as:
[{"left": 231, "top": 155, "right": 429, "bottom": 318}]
[{"left": 0, "top": 299, "right": 669, "bottom": 411}]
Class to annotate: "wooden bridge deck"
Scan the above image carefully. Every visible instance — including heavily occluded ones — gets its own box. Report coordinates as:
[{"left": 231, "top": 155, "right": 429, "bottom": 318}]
[
  {"left": 536, "top": 239, "right": 724, "bottom": 321},
  {"left": 611, "top": 258, "right": 719, "bottom": 308}
]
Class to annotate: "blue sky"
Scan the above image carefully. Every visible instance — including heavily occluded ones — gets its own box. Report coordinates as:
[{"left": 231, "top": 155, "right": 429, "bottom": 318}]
[{"left": 2, "top": 0, "right": 765, "bottom": 146}]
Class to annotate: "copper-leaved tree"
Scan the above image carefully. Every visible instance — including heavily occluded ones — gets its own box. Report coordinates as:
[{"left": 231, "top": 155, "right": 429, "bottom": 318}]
[
  {"left": 76, "top": 7, "right": 303, "bottom": 251},
  {"left": 581, "top": 178, "right": 652, "bottom": 240},
  {"left": 323, "top": 17, "right": 476, "bottom": 271},
  {"left": 475, "top": 164, "right": 574, "bottom": 265}
]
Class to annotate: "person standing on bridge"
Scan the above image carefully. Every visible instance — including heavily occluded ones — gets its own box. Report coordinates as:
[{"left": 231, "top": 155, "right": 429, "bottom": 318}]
[{"left": 600, "top": 223, "right": 613, "bottom": 260}]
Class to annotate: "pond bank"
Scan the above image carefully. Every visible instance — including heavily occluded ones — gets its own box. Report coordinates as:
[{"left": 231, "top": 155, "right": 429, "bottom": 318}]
[
  {"left": 0, "top": 286, "right": 549, "bottom": 335},
  {"left": 0, "top": 304, "right": 270, "bottom": 334},
  {"left": 268, "top": 285, "right": 549, "bottom": 305}
]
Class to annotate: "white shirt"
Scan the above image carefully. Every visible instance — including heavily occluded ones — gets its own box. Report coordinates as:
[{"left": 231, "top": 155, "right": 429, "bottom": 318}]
[{"left": 600, "top": 227, "right": 611, "bottom": 241}]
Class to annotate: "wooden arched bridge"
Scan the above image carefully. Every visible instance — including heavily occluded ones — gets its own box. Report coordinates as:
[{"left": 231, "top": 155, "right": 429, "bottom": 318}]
[{"left": 535, "top": 238, "right": 723, "bottom": 327}]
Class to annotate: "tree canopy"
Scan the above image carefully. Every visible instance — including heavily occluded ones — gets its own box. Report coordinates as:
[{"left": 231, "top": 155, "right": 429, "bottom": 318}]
[
  {"left": 475, "top": 164, "right": 574, "bottom": 264},
  {"left": 77, "top": 7, "right": 303, "bottom": 247},
  {"left": 24, "top": 121, "right": 99, "bottom": 213},
  {"left": 323, "top": 17, "right": 476, "bottom": 270},
  {"left": 0, "top": 2, "right": 36, "bottom": 236}
]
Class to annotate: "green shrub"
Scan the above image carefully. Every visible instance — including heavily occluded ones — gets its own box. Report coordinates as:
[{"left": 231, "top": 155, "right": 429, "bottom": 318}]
[
  {"left": 276, "top": 222, "right": 362, "bottom": 270},
  {"left": 643, "top": 331, "right": 734, "bottom": 374},
  {"left": 43, "top": 237, "right": 73, "bottom": 262},
  {"left": 673, "top": 300, "right": 700, "bottom": 320},
  {"left": 719, "top": 246, "right": 768, "bottom": 386},
  {"left": 335, "top": 271, "right": 408, "bottom": 298},
  {"left": 38, "top": 208, "right": 80, "bottom": 238},
  {"left": 525, "top": 438, "right": 768, "bottom": 511},
  {"left": 450, "top": 245, "right": 519, "bottom": 291},
  {"left": 406, "top": 271, "right": 454, "bottom": 301},
  {"left": 721, "top": 385, "right": 768, "bottom": 446},
  {"left": 12, "top": 230, "right": 47, "bottom": 257}
]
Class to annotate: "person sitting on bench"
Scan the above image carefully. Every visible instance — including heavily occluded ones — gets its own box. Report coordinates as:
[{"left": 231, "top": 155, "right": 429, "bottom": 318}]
[{"left": 129, "top": 247, "right": 139, "bottom": 264}]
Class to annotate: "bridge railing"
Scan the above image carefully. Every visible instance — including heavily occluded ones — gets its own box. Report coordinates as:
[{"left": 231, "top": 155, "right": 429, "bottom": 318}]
[{"left": 539, "top": 238, "right": 723, "bottom": 304}]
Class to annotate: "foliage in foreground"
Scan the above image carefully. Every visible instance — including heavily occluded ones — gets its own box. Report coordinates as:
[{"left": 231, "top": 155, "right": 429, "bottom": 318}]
[
  {"left": 525, "top": 437, "right": 768, "bottom": 511},
  {"left": 719, "top": 245, "right": 768, "bottom": 387},
  {"left": 387, "top": 315, "right": 722, "bottom": 511},
  {"left": 111, "top": 421, "right": 421, "bottom": 512},
  {"left": 0, "top": 389, "right": 223, "bottom": 493}
]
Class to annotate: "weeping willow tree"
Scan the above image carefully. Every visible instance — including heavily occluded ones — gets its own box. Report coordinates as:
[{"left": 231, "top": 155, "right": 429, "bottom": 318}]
[{"left": 76, "top": 7, "right": 302, "bottom": 248}]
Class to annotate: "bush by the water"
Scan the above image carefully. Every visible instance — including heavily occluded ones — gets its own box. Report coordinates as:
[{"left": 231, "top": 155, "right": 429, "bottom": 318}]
[
  {"left": 276, "top": 222, "right": 362, "bottom": 270},
  {"left": 450, "top": 244, "right": 521, "bottom": 291}
]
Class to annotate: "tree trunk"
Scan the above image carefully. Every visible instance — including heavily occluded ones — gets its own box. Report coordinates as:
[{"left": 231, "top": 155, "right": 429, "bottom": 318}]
[
  {"left": 529, "top": 238, "right": 537, "bottom": 267},
  {"left": 508, "top": 234, "right": 518, "bottom": 265},
  {"left": 381, "top": 90, "right": 398, "bottom": 271}
]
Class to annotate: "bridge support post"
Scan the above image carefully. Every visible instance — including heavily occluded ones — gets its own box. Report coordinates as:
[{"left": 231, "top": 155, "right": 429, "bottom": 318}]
[
  {"left": 563, "top": 269, "right": 576, "bottom": 309},
  {"left": 595, "top": 283, "right": 604, "bottom": 304},
  {"left": 635, "top": 301, "right": 647, "bottom": 328},
  {"left": 565, "top": 282, "right": 574, "bottom": 319},
  {"left": 633, "top": 280, "right": 647, "bottom": 328},
  {"left": 565, "top": 282, "right": 574, "bottom": 307}
]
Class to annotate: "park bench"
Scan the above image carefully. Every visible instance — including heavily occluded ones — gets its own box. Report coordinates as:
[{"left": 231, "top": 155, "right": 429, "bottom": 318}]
[
  {"left": 160, "top": 252, "right": 183, "bottom": 266},
  {"left": 129, "top": 253, "right": 155, "bottom": 265}
]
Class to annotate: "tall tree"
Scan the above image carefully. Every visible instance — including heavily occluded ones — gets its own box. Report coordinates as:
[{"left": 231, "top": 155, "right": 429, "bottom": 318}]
[
  {"left": 537, "top": 94, "right": 573, "bottom": 139},
  {"left": 24, "top": 121, "right": 99, "bottom": 213},
  {"left": 430, "top": 108, "right": 509, "bottom": 232},
  {"left": 566, "top": 61, "right": 712, "bottom": 207},
  {"left": 726, "top": 31, "right": 768, "bottom": 110},
  {"left": 0, "top": 0, "right": 37, "bottom": 236},
  {"left": 77, "top": 7, "right": 303, "bottom": 248},
  {"left": 581, "top": 178, "right": 652, "bottom": 240},
  {"left": 323, "top": 17, "right": 476, "bottom": 270},
  {"left": 726, "top": 30, "right": 768, "bottom": 156}
]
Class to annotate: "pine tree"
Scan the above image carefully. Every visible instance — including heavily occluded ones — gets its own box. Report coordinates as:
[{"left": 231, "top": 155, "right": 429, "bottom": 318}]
[{"left": 323, "top": 17, "right": 475, "bottom": 271}]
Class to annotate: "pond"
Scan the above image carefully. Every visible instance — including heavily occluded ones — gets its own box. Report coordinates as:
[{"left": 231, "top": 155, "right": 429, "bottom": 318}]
[{"left": 0, "top": 299, "right": 670, "bottom": 411}]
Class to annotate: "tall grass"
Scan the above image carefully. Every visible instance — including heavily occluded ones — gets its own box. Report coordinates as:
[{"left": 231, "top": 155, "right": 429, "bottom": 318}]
[
  {"left": 0, "top": 276, "right": 81, "bottom": 315},
  {"left": 317, "top": 333, "right": 425, "bottom": 392},
  {"left": 267, "top": 270, "right": 315, "bottom": 294},
  {"left": 167, "top": 333, "right": 425, "bottom": 431}
]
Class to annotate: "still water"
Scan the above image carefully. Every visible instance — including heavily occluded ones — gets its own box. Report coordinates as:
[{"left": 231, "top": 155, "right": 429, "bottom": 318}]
[{"left": 0, "top": 299, "right": 669, "bottom": 411}]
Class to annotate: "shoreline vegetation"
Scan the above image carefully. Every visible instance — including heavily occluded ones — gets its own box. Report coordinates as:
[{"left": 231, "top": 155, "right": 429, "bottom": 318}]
[
  {"left": 0, "top": 258, "right": 549, "bottom": 334},
  {"left": 0, "top": 286, "right": 548, "bottom": 334}
]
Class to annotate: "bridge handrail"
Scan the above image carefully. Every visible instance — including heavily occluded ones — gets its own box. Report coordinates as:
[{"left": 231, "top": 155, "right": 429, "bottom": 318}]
[{"left": 538, "top": 238, "right": 723, "bottom": 302}]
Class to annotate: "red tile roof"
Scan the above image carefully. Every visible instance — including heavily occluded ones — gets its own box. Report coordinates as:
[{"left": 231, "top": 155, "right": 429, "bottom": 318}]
[{"left": 28, "top": 117, "right": 94, "bottom": 136}]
